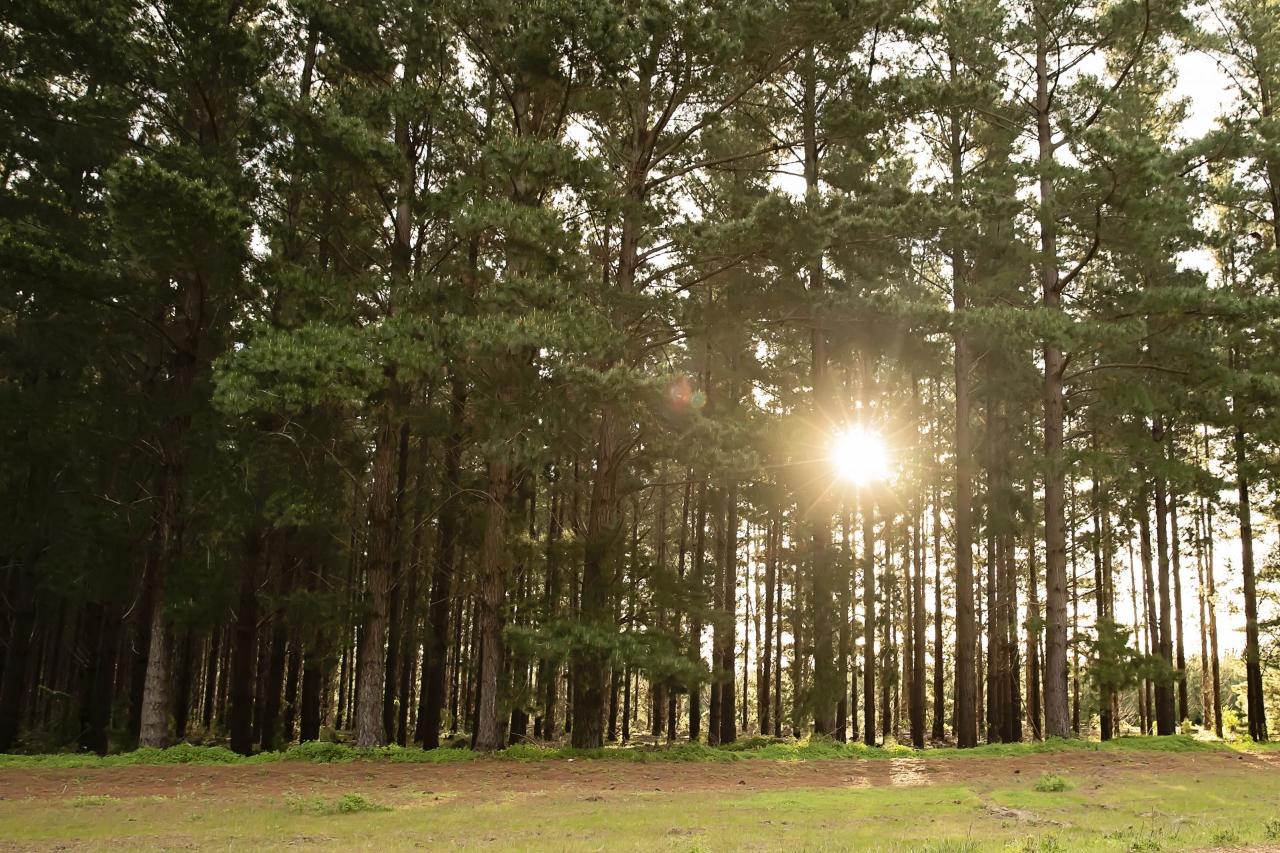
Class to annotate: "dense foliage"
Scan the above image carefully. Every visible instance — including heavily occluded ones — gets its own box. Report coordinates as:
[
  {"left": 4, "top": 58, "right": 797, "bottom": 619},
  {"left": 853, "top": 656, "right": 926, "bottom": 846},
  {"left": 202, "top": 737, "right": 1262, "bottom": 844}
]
[{"left": 1, "top": 0, "right": 1278, "bottom": 755}]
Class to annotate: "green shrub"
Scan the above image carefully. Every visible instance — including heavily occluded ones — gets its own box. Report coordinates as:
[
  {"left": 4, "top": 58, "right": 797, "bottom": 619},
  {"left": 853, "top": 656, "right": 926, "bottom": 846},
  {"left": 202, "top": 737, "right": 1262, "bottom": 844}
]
[
  {"left": 1264, "top": 817, "right": 1280, "bottom": 840},
  {"left": 720, "top": 735, "right": 783, "bottom": 751},
  {"left": 335, "top": 793, "right": 390, "bottom": 813},
  {"left": 127, "top": 744, "right": 242, "bottom": 764},
  {"left": 1033, "top": 773, "right": 1070, "bottom": 793},
  {"left": 283, "top": 741, "right": 354, "bottom": 763},
  {"left": 1209, "top": 827, "right": 1240, "bottom": 844},
  {"left": 284, "top": 792, "right": 390, "bottom": 815}
]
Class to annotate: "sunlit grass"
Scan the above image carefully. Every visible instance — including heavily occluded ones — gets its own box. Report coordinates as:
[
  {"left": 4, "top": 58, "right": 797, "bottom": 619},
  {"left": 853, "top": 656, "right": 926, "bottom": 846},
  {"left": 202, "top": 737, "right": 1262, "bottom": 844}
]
[{"left": 2, "top": 761, "right": 1279, "bottom": 851}]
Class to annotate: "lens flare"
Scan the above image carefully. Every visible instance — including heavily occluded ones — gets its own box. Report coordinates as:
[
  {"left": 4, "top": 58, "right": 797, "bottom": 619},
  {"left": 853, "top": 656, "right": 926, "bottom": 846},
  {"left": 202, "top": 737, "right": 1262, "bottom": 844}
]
[{"left": 828, "top": 425, "right": 890, "bottom": 485}]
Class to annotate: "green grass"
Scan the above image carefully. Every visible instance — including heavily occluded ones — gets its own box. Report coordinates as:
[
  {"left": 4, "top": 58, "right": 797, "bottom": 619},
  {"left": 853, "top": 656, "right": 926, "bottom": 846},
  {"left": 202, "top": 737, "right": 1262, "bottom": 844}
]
[
  {"left": 2, "top": 758, "right": 1279, "bottom": 851},
  {"left": 283, "top": 792, "right": 392, "bottom": 815},
  {"left": 1032, "top": 772, "right": 1071, "bottom": 792},
  {"left": 0, "top": 733, "right": 1258, "bottom": 769}
]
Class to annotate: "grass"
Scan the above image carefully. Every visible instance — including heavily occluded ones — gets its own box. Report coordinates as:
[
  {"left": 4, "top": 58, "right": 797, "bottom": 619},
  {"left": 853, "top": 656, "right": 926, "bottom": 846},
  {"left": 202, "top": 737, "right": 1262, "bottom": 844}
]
[
  {"left": 0, "top": 733, "right": 1259, "bottom": 769},
  {"left": 69, "top": 794, "right": 117, "bottom": 807},
  {"left": 1032, "top": 772, "right": 1071, "bottom": 793},
  {"left": 2, "top": 759, "right": 1279, "bottom": 851},
  {"left": 4, "top": 732, "right": 1277, "bottom": 849},
  {"left": 284, "top": 793, "right": 391, "bottom": 815}
]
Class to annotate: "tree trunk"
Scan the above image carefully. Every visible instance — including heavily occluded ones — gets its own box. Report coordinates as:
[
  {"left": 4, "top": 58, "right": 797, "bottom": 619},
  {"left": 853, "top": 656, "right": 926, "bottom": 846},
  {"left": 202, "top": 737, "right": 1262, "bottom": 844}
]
[
  {"left": 761, "top": 513, "right": 776, "bottom": 737},
  {"left": 1152, "top": 423, "right": 1176, "bottom": 735},
  {"left": 1234, "top": 422, "right": 1268, "bottom": 741},
  {"left": 948, "top": 87, "right": 978, "bottom": 748},
  {"left": 719, "top": 484, "right": 737, "bottom": 746},
  {"left": 0, "top": 546, "right": 41, "bottom": 752},
  {"left": 911, "top": 513, "right": 927, "bottom": 748},
  {"left": 1169, "top": 491, "right": 1187, "bottom": 723},
  {"left": 689, "top": 480, "right": 707, "bottom": 742},
  {"left": 862, "top": 494, "right": 876, "bottom": 747},
  {"left": 420, "top": 379, "right": 465, "bottom": 748},
  {"left": 474, "top": 460, "right": 511, "bottom": 751},
  {"left": 258, "top": 553, "right": 295, "bottom": 752},
  {"left": 354, "top": 413, "right": 399, "bottom": 748},
  {"left": 1036, "top": 24, "right": 1071, "bottom": 741},
  {"left": 1026, "top": 494, "right": 1043, "bottom": 741},
  {"left": 229, "top": 530, "right": 262, "bottom": 755},
  {"left": 381, "top": 423, "right": 412, "bottom": 744}
]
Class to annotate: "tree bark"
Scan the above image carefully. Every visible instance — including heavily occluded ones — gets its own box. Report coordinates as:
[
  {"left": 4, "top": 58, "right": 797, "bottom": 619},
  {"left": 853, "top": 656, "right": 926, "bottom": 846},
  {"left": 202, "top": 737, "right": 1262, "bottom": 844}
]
[
  {"left": 229, "top": 530, "right": 262, "bottom": 755},
  {"left": 354, "top": 413, "right": 399, "bottom": 748},
  {"left": 948, "top": 79, "right": 978, "bottom": 748},
  {"left": 1035, "top": 25, "right": 1071, "bottom": 739},
  {"left": 1234, "top": 421, "right": 1268, "bottom": 741}
]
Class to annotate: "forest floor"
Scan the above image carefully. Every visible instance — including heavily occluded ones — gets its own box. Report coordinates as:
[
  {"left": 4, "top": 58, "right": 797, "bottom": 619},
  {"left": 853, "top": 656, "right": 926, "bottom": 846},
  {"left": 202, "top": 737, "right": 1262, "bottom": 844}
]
[{"left": 0, "top": 743, "right": 1278, "bottom": 851}]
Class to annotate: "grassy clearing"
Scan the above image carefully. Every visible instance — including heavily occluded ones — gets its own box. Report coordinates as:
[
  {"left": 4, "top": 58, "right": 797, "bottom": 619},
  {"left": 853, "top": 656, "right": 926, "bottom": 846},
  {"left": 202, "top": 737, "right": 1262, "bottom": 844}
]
[
  {"left": 0, "top": 733, "right": 1261, "bottom": 769},
  {"left": 0, "top": 756, "right": 1277, "bottom": 851}
]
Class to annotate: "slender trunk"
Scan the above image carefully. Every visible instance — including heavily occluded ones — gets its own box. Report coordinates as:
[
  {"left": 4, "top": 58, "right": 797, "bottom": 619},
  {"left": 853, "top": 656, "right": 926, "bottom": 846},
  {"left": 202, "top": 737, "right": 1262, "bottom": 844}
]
[
  {"left": 1170, "top": 492, "right": 1187, "bottom": 723},
  {"left": 803, "top": 52, "right": 838, "bottom": 737},
  {"left": 420, "top": 379, "right": 466, "bottom": 748},
  {"left": 354, "top": 413, "right": 399, "bottom": 748},
  {"left": 1203, "top": 490, "right": 1222, "bottom": 737},
  {"left": 539, "top": 466, "right": 564, "bottom": 741},
  {"left": 382, "top": 424, "right": 412, "bottom": 743},
  {"left": 1026, "top": 495, "right": 1043, "bottom": 741},
  {"left": 774, "top": 542, "right": 783, "bottom": 738},
  {"left": 615, "top": 665, "right": 625, "bottom": 742},
  {"left": 1152, "top": 423, "right": 1176, "bottom": 734},
  {"left": 1128, "top": 541, "right": 1146, "bottom": 734},
  {"left": 258, "top": 553, "right": 295, "bottom": 752},
  {"left": 1036, "top": 23, "right": 1071, "bottom": 740},
  {"left": 1234, "top": 421, "right": 1267, "bottom": 741},
  {"left": 1095, "top": 475, "right": 1114, "bottom": 741},
  {"left": 1140, "top": 489, "right": 1159, "bottom": 734},
  {"left": 572, "top": 411, "right": 619, "bottom": 748},
  {"left": 689, "top": 481, "right": 707, "bottom": 742},
  {"left": 1195, "top": 497, "right": 1211, "bottom": 731},
  {"left": 791, "top": 541, "right": 805, "bottom": 739},
  {"left": 761, "top": 514, "right": 776, "bottom": 737},
  {"left": 78, "top": 604, "right": 120, "bottom": 755},
  {"left": 0, "top": 546, "right": 41, "bottom": 752},
  {"left": 836, "top": 511, "right": 851, "bottom": 742},
  {"left": 229, "top": 530, "right": 262, "bottom": 755},
  {"left": 931, "top": 481, "right": 945, "bottom": 742},
  {"left": 709, "top": 491, "right": 723, "bottom": 746},
  {"left": 862, "top": 494, "right": 876, "bottom": 747},
  {"left": 949, "top": 87, "right": 978, "bottom": 747},
  {"left": 911, "top": 513, "right": 926, "bottom": 748},
  {"left": 719, "top": 484, "right": 737, "bottom": 745}
]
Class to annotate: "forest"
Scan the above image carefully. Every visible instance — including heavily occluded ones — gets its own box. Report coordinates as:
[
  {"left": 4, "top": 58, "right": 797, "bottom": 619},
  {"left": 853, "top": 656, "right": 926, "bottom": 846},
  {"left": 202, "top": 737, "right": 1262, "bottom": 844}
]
[{"left": 3, "top": 0, "right": 1280, "bottom": 770}]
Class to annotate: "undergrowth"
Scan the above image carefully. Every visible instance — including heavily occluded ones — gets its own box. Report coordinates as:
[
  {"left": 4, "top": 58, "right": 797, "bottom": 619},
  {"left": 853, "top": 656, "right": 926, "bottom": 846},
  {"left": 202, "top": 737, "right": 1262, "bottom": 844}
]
[
  {"left": 0, "top": 733, "right": 1255, "bottom": 769},
  {"left": 283, "top": 792, "right": 391, "bottom": 815},
  {"left": 1032, "top": 772, "right": 1071, "bottom": 792}
]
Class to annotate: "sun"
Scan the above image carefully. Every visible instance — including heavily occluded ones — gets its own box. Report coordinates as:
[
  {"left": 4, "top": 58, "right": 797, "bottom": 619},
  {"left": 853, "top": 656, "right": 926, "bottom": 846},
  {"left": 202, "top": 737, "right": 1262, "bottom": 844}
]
[{"left": 828, "top": 425, "right": 890, "bottom": 485}]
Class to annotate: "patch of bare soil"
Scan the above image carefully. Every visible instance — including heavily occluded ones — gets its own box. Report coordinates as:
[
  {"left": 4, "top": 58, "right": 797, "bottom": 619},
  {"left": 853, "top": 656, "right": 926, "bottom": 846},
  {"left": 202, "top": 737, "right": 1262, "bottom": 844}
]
[{"left": 0, "top": 749, "right": 1274, "bottom": 803}]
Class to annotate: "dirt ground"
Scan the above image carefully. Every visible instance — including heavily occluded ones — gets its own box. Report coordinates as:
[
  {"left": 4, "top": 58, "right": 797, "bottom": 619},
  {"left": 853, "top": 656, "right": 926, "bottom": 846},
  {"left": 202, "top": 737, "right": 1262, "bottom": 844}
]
[{"left": 1, "top": 748, "right": 1275, "bottom": 802}]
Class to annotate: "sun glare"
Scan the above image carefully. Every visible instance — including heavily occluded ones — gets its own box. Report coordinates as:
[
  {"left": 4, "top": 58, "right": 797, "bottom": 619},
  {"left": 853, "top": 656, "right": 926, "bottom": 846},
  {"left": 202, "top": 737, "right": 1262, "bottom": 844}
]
[{"left": 829, "top": 425, "right": 890, "bottom": 485}]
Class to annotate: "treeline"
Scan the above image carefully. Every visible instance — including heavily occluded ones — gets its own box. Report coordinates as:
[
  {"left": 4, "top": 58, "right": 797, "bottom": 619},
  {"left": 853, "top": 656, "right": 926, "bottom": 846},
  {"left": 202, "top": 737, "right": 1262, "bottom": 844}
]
[{"left": 2, "top": 0, "right": 1279, "bottom": 756}]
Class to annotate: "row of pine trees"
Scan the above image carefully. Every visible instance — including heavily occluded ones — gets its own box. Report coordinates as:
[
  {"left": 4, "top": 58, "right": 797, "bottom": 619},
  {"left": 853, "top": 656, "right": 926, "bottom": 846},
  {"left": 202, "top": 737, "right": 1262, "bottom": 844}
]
[{"left": 2, "top": 0, "right": 1278, "bottom": 756}]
